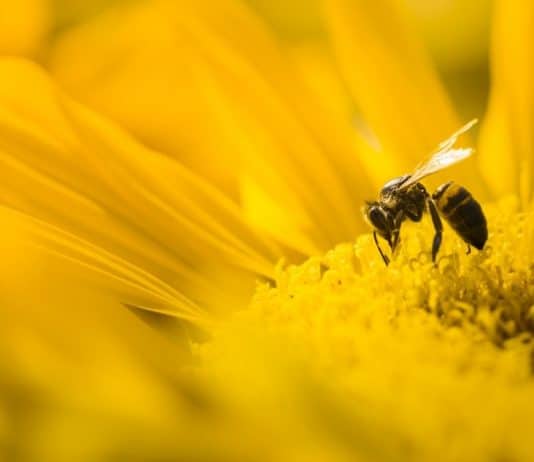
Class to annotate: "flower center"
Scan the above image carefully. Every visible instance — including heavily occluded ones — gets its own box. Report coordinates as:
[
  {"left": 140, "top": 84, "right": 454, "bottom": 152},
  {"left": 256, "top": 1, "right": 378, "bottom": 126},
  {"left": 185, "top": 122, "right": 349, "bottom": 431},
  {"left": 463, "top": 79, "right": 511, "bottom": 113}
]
[
  {"left": 198, "top": 198, "right": 534, "bottom": 459},
  {"left": 251, "top": 197, "right": 534, "bottom": 347}
]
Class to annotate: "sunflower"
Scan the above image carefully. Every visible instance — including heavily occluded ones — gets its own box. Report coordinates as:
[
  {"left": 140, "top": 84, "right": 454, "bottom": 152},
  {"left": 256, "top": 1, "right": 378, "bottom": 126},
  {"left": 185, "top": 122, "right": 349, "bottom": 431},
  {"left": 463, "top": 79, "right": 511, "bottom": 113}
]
[{"left": 0, "top": 0, "right": 533, "bottom": 460}]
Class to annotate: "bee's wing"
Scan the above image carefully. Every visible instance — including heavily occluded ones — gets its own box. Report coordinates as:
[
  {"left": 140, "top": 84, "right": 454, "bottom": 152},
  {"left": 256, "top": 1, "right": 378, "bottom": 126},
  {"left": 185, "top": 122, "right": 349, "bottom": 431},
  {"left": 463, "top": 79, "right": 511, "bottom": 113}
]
[
  {"left": 399, "top": 147, "right": 474, "bottom": 189},
  {"left": 399, "top": 119, "right": 478, "bottom": 190}
]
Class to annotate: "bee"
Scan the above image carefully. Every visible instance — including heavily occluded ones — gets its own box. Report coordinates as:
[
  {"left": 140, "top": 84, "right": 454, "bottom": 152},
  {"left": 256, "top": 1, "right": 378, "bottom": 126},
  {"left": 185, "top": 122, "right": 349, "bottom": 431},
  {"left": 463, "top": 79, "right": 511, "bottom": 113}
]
[{"left": 364, "top": 119, "right": 487, "bottom": 266}]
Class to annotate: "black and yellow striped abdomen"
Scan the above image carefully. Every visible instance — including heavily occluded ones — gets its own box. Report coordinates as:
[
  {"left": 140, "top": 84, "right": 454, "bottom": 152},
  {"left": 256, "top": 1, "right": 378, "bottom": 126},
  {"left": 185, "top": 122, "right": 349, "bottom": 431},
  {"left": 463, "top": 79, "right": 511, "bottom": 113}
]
[{"left": 432, "top": 182, "right": 488, "bottom": 250}]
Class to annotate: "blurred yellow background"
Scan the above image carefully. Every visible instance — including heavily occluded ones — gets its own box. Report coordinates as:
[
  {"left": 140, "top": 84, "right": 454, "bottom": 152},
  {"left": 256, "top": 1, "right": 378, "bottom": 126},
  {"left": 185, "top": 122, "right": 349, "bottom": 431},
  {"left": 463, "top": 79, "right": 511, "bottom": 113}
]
[{"left": 1, "top": 0, "right": 492, "bottom": 119}]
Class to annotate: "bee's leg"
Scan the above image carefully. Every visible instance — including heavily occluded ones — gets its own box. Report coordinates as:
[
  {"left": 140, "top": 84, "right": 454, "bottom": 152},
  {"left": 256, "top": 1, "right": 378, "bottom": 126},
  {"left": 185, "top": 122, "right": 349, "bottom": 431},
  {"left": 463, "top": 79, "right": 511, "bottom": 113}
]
[
  {"left": 373, "top": 231, "right": 390, "bottom": 266},
  {"left": 466, "top": 244, "right": 472, "bottom": 255},
  {"left": 391, "top": 229, "right": 401, "bottom": 254},
  {"left": 427, "top": 198, "right": 443, "bottom": 263}
]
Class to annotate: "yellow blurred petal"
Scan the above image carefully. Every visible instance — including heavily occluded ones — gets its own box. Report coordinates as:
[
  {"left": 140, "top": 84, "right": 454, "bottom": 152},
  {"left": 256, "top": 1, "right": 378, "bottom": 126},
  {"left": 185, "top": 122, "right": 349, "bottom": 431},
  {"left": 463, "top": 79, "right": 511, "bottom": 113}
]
[
  {"left": 245, "top": 0, "right": 323, "bottom": 39},
  {"left": 405, "top": 0, "right": 491, "bottom": 72},
  {"left": 0, "top": 204, "right": 268, "bottom": 461},
  {"left": 241, "top": 174, "right": 320, "bottom": 256},
  {"left": 13, "top": 209, "right": 205, "bottom": 324},
  {"left": 0, "top": 212, "right": 218, "bottom": 460},
  {"left": 177, "top": 0, "right": 377, "bottom": 225},
  {"left": 0, "top": 0, "right": 50, "bottom": 57},
  {"left": 51, "top": 4, "right": 240, "bottom": 195},
  {"left": 50, "top": 0, "right": 376, "bottom": 253},
  {"left": 0, "top": 57, "right": 280, "bottom": 316},
  {"left": 289, "top": 43, "right": 354, "bottom": 130},
  {"left": 479, "top": 0, "right": 534, "bottom": 207},
  {"left": 323, "top": 0, "right": 489, "bottom": 197},
  {"left": 288, "top": 43, "right": 390, "bottom": 190}
]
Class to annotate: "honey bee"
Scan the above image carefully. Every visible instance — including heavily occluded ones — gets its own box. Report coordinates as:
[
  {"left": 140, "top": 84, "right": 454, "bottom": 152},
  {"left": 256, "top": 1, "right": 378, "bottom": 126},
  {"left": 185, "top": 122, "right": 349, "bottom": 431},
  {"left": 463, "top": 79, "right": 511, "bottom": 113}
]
[{"left": 364, "top": 119, "right": 487, "bottom": 265}]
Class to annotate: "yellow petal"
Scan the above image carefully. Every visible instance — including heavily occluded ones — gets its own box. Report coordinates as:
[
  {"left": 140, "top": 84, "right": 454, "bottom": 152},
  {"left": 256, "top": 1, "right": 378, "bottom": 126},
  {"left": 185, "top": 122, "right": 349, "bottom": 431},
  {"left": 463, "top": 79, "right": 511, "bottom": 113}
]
[
  {"left": 245, "top": 0, "right": 323, "bottom": 39},
  {"left": 405, "top": 0, "right": 491, "bottom": 73},
  {"left": 0, "top": 0, "right": 50, "bottom": 57},
  {"left": 288, "top": 42, "right": 390, "bottom": 189},
  {"left": 479, "top": 0, "right": 534, "bottom": 207},
  {"left": 0, "top": 58, "right": 280, "bottom": 317},
  {"left": 49, "top": 0, "right": 376, "bottom": 253},
  {"left": 0, "top": 213, "right": 212, "bottom": 458},
  {"left": 323, "top": 0, "right": 489, "bottom": 197}
]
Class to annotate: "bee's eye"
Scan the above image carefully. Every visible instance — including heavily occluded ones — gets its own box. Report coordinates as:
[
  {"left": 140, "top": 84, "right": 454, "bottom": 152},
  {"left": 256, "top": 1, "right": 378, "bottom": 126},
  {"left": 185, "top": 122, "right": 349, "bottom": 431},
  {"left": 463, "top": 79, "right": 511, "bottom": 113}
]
[{"left": 368, "top": 206, "right": 388, "bottom": 232}]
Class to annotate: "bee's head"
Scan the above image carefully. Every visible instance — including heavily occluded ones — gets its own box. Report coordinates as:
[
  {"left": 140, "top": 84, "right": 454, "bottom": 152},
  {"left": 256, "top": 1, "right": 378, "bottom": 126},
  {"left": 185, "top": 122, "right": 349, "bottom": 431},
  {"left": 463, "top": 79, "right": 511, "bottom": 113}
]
[{"left": 363, "top": 202, "right": 391, "bottom": 239}]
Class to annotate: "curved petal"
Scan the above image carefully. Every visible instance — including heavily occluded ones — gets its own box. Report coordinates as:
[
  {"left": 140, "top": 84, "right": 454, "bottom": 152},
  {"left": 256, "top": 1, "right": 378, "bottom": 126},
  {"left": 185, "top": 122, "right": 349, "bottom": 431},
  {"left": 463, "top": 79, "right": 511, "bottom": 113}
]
[
  {"left": 323, "top": 0, "right": 490, "bottom": 198},
  {"left": 49, "top": 0, "right": 376, "bottom": 253},
  {"left": 479, "top": 0, "right": 534, "bottom": 207},
  {"left": 0, "top": 58, "right": 281, "bottom": 317},
  {"left": 0, "top": 0, "right": 50, "bottom": 57},
  {"left": 0, "top": 214, "right": 219, "bottom": 458}
]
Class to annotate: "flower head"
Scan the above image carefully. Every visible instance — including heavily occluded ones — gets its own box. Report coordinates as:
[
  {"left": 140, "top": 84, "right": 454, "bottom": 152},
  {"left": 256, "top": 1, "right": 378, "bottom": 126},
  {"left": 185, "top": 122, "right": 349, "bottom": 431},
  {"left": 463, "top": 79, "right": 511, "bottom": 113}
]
[
  {"left": 0, "top": 0, "right": 533, "bottom": 460},
  {"left": 197, "top": 197, "right": 534, "bottom": 461}
]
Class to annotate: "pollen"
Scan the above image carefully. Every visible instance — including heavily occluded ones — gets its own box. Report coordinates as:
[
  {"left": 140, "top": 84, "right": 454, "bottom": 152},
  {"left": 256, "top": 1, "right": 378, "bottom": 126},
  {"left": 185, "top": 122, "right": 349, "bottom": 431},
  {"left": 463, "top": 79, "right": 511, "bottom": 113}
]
[
  {"left": 252, "top": 196, "right": 534, "bottom": 347},
  {"left": 201, "top": 196, "right": 534, "bottom": 460}
]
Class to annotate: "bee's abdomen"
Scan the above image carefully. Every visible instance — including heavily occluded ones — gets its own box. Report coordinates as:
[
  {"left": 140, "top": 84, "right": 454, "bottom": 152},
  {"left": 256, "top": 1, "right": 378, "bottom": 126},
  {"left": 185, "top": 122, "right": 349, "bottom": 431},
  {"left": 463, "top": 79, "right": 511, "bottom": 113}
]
[{"left": 433, "top": 182, "right": 488, "bottom": 250}]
